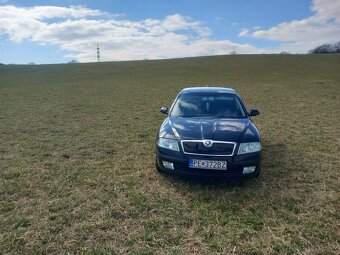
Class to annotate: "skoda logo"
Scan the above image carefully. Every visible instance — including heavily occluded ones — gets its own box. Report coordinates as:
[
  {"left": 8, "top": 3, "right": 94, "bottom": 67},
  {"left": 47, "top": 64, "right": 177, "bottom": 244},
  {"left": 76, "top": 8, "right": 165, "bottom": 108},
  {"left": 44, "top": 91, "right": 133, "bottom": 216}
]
[{"left": 203, "top": 140, "right": 213, "bottom": 147}]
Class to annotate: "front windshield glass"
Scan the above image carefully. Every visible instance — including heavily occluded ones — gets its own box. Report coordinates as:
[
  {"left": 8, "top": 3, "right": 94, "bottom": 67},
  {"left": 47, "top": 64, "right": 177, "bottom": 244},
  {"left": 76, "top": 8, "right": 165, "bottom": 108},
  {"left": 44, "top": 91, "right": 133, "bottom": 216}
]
[{"left": 170, "top": 92, "right": 246, "bottom": 118}]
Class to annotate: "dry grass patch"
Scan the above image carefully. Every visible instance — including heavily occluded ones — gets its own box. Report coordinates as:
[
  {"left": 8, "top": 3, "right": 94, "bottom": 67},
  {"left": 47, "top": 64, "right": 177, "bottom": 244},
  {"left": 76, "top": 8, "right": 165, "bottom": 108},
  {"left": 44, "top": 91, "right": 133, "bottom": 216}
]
[{"left": 1, "top": 54, "right": 339, "bottom": 254}]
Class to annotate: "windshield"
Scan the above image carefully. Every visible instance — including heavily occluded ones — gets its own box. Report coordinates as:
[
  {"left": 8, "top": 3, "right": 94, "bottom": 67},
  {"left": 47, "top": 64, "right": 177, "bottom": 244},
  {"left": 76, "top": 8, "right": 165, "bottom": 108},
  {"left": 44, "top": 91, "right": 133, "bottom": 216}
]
[{"left": 170, "top": 92, "right": 247, "bottom": 118}]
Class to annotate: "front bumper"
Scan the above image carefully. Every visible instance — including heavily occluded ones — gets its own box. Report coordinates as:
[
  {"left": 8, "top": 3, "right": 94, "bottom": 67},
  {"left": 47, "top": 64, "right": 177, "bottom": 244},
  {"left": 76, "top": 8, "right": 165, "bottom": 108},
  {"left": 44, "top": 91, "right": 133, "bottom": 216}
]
[{"left": 156, "top": 147, "right": 261, "bottom": 178}]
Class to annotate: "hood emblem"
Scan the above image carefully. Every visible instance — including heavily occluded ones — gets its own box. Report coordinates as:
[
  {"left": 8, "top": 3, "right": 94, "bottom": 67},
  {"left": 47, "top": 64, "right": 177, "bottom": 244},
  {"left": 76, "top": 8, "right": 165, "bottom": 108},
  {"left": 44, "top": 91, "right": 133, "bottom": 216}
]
[{"left": 203, "top": 140, "right": 213, "bottom": 147}]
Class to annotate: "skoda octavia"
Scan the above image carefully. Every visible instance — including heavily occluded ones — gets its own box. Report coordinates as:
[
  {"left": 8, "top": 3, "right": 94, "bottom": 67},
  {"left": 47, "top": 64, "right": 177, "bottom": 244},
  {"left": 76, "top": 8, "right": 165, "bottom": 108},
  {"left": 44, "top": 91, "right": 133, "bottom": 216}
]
[{"left": 156, "top": 87, "right": 261, "bottom": 178}]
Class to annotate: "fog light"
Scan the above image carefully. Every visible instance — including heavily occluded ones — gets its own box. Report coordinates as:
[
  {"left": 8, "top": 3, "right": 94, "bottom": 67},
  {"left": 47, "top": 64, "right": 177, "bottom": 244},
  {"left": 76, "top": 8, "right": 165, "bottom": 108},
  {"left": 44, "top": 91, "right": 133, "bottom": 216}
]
[
  {"left": 243, "top": 166, "right": 256, "bottom": 174},
  {"left": 162, "top": 161, "right": 174, "bottom": 170}
]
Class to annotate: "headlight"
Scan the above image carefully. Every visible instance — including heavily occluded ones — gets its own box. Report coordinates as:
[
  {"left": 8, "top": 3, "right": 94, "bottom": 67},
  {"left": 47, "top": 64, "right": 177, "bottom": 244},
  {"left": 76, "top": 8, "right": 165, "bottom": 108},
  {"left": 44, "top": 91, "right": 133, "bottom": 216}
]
[
  {"left": 157, "top": 138, "right": 180, "bottom": 151},
  {"left": 238, "top": 142, "right": 261, "bottom": 154}
]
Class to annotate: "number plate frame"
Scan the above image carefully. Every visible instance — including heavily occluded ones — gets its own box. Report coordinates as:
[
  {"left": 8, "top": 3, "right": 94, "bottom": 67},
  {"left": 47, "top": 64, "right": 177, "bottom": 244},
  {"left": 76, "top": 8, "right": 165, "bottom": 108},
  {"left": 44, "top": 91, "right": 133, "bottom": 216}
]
[{"left": 189, "top": 159, "right": 227, "bottom": 170}]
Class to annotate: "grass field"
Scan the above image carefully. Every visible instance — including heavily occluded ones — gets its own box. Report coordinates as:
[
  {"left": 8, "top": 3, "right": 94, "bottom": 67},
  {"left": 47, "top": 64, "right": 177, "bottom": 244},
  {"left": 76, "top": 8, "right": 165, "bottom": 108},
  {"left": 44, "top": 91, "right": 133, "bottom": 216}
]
[{"left": 0, "top": 54, "right": 339, "bottom": 254}]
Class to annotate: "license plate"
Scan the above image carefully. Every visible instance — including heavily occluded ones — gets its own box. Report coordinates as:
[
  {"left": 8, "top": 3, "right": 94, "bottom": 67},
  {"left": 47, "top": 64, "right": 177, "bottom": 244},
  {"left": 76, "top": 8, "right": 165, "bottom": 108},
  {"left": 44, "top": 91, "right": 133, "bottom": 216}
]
[{"left": 189, "top": 159, "right": 227, "bottom": 170}]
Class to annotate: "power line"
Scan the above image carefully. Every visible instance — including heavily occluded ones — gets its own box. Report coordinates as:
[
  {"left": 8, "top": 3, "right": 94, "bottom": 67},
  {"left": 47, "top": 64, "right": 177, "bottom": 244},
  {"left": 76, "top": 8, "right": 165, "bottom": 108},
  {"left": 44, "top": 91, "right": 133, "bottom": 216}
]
[{"left": 97, "top": 44, "right": 100, "bottom": 62}]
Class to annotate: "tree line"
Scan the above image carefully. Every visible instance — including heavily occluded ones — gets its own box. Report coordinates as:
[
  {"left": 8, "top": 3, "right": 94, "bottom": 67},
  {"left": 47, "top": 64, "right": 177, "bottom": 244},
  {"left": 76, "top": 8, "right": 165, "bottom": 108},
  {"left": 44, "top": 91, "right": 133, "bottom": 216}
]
[{"left": 309, "top": 41, "right": 340, "bottom": 54}]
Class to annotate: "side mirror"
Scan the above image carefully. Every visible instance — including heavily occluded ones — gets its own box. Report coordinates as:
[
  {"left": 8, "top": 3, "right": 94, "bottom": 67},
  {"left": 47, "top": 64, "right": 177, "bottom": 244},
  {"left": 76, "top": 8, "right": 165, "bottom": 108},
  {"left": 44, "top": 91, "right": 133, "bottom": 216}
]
[
  {"left": 160, "top": 107, "right": 168, "bottom": 114},
  {"left": 249, "top": 109, "right": 260, "bottom": 117}
]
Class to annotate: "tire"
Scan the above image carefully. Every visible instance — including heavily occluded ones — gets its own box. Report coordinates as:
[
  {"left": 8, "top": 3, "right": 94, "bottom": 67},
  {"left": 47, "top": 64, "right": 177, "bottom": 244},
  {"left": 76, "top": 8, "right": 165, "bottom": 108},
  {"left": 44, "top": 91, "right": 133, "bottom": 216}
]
[
  {"left": 155, "top": 159, "right": 163, "bottom": 172},
  {"left": 253, "top": 168, "right": 261, "bottom": 178}
]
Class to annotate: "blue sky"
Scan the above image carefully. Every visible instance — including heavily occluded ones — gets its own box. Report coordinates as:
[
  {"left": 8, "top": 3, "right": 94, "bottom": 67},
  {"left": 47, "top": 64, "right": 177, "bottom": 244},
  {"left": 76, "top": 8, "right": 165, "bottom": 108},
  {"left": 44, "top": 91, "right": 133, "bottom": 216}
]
[{"left": 0, "top": 0, "right": 339, "bottom": 64}]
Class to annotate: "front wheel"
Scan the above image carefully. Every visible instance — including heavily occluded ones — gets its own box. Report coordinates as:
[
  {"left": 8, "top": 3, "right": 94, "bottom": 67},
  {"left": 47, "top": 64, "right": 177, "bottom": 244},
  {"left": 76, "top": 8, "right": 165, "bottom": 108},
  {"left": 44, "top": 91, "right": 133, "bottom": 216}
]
[
  {"left": 253, "top": 168, "right": 261, "bottom": 178},
  {"left": 155, "top": 159, "right": 163, "bottom": 172}
]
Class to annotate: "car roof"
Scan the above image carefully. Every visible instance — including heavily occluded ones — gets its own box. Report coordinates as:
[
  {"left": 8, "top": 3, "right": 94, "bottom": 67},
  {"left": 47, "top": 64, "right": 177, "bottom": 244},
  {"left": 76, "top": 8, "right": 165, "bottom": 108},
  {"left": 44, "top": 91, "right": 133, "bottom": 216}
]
[{"left": 180, "top": 87, "right": 237, "bottom": 94}]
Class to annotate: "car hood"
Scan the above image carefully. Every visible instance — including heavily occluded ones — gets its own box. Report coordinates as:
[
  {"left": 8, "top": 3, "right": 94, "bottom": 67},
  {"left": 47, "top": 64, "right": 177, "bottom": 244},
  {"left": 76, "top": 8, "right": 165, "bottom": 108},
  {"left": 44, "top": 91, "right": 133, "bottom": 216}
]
[{"left": 166, "top": 116, "right": 252, "bottom": 143}]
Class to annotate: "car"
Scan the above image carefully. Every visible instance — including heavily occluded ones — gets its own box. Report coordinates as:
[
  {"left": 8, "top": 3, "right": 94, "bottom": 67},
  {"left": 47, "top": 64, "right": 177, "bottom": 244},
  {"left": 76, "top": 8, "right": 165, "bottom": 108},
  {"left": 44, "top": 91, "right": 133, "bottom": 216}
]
[{"left": 155, "top": 87, "right": 261, "bottom": 178}]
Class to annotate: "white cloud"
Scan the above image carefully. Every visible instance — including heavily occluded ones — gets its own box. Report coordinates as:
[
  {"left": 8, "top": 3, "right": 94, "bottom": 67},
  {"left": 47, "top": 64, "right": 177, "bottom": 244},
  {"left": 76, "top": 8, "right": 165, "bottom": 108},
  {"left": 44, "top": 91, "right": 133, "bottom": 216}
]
[
  {"left": 0, "top": 5, "right": 103, "bottom": 42},
  {"left": 0, "top": 5, "right": 102, "bottom": 21},
  {"left": 238, "top": 28, "right": 249, "bottom": 37},
  {"left": 161, "top": 13, "right": 212, "bottom": 37},
  {"left": 0, "top": 5, "right": 266, "bottom": 62},
  {"left": 2, "top": 1, "right": 338, "bottom": 62},
  {"left": 252, "top": 0, "right": 340, "bottom": 52},
  {"left": 311, "top": 0, "right": 340, "bottom": 22}
]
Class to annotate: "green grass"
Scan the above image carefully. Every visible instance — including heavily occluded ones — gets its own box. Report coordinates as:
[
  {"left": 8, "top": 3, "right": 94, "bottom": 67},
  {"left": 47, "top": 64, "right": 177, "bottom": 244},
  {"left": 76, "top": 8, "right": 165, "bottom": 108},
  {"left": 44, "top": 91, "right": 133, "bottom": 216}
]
[{"left": 0, "top": 54, "right": 339, "bottom": 254}]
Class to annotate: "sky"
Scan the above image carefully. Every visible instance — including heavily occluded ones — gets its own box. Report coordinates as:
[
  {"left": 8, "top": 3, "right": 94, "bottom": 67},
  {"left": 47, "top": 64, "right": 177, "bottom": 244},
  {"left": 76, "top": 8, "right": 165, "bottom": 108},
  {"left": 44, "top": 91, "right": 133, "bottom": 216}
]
[{"left": 0, "top": 0, "right": 340, "bottom": 64}]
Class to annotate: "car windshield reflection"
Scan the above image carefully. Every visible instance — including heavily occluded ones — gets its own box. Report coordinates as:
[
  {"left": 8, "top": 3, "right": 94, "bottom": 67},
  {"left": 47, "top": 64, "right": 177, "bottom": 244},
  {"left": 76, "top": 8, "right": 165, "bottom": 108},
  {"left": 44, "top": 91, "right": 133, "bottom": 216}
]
[{"left": 171, "top": 92, "right": 247, "bottom": 118}]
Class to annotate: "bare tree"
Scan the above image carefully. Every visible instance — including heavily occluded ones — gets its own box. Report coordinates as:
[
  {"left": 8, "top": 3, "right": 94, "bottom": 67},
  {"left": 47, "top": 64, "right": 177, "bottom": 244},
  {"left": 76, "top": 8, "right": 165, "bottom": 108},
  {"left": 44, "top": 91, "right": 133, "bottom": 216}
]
[
  {"left": 68, "top": 58, "right": 79, "bottom": 64},
  {"left": 309, "top": 42, "right": 340, "bottom": 54}
]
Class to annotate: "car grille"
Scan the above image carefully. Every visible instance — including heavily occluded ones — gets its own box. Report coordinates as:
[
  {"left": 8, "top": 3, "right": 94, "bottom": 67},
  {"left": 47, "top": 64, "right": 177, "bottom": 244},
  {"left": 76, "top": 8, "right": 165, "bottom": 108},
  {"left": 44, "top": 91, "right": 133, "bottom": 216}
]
[
  {"left": 173, "top": 163, "right": 243, "bottom": 177},
  {"left": 181, "top": 140, "right": 235, "bottom": 156}
]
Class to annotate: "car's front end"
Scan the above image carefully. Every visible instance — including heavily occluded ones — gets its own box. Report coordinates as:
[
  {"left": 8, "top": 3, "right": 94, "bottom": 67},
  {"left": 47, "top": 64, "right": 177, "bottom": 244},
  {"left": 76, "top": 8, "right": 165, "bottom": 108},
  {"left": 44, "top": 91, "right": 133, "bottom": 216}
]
[{"left": 156, "top": 87, "right": 262, "bottom": 179}]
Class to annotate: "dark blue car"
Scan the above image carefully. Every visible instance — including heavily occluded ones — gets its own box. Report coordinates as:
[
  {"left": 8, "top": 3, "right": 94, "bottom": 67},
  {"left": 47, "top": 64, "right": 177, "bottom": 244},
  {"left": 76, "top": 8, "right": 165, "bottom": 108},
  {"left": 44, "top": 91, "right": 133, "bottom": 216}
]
[{"left": 156, "top": 87, "right": 261, "bottom": 178}]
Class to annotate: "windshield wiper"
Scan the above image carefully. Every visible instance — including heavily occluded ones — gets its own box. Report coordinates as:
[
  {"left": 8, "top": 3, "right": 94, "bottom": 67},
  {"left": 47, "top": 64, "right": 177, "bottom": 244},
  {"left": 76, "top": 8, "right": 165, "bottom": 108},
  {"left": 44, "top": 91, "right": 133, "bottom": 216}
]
[
  {"left": 215, "top": 115, "right": 243, "bottom": 118},
  {"left": 177, "top": 115, "right": 212, "bottom": 118}
]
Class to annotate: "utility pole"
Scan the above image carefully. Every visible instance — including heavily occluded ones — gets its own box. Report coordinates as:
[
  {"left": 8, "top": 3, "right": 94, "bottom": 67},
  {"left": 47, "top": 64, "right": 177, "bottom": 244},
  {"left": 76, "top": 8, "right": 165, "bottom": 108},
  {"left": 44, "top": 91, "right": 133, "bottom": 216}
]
[{"left": 97, "top": 44, "right": 100, "bottom": 62}]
